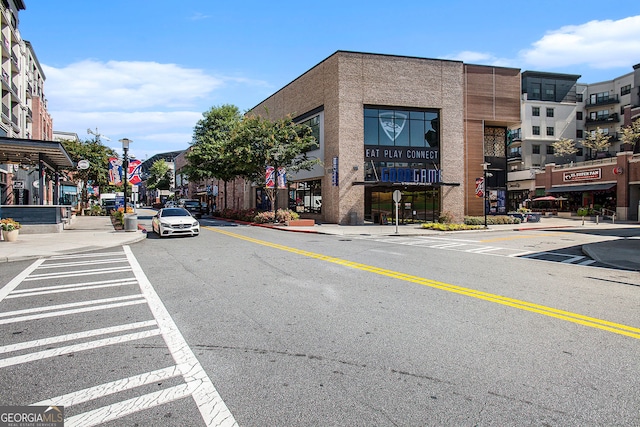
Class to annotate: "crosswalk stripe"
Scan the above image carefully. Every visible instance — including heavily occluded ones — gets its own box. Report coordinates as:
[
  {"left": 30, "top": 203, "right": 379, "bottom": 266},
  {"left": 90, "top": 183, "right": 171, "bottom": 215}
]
[
  {"left": 63, "top": 383, "right": 195, "bottom": 427},
  {"left": 32, "top": 364, "right": 185, "bottom": 408},
  {"left": 0, "top": 329, "right": 161, "bottom": 368},
  {"left": 0, "top": 299, "right": 146, "bottom": 325},
  {"left": 0, "top": 320, "right": 157, "bottom": 354},
  {"left": 37, "top": 258, "right": 128, "bottom": 269}
]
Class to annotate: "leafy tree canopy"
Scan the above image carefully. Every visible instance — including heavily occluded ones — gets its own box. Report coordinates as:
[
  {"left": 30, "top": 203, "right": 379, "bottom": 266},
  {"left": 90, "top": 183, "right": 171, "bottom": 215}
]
[
  {"left": 185, "top": 104, "right": 243, "bottom": 182},
  {"left": 551, "top": 138, "right": 578, "bottom": 158},
  {"left": 146, "top": 159, "right": 172, "bottom": 191},
  {"left": 620, "top": 119, "right": 640, "bottom": 151},
  {"left": 231, "top": 111, "right": 320, "bottom": 183},
  {"left": 61, "top": 138, "right": 118, "bottom": 210},
  {"left": 582, "top": 127, "right": 612, "bottom": 154}
]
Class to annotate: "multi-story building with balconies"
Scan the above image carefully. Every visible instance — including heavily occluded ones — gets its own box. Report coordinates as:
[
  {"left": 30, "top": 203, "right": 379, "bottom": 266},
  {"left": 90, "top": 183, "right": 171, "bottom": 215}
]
[
  {"left": 507, "top": 65, "right": 640, "bottom": 219},
  {"left": 0, "top": 0, "right": 51, "bottom": 140}
]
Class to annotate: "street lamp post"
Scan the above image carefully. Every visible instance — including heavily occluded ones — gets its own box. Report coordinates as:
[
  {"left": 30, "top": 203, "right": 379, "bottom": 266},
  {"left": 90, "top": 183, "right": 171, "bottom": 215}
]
[{"left": 119, "top": 138, "right": 132, "bottom": 212}]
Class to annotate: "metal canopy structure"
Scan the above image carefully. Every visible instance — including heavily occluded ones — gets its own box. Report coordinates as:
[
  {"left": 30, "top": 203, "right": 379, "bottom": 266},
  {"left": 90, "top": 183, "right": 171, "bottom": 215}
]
[
  {"left": 546, "top": 183, "right": 616, "bottom": 193},
  {"left": 0, "top": 136, "right": 74, "bottom": 170}
]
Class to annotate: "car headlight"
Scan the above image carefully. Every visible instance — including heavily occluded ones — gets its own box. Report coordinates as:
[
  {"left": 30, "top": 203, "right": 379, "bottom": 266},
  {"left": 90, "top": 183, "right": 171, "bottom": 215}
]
[
  {"left": 160, "top": 222, "right": 171, "bottom": 227},
  {"left": 193, "top": 222, "right": 199, "bottom": 227}
]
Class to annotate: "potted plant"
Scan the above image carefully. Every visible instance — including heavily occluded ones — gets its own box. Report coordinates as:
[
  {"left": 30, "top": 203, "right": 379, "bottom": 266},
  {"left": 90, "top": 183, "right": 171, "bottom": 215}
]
[{"left": 1, "top": 218, "right": 21, "bottom": 242}]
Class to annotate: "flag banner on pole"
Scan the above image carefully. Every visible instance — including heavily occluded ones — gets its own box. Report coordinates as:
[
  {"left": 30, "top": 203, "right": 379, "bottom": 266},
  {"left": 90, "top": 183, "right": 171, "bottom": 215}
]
[
  {"left": 277, "top": 167, "right": 287, "bottom": 189},
  {"left": 127, "top": 159, "right": 142, "bottom": 185},
  {"left": 109, "top": 157, "right": 123, "bottom": 186},
  {"left": 475, "top": 177, "right": 484, "bottom": 198},
  {"left": 265, "top": 166, "right": 275, "bottom": 188}
]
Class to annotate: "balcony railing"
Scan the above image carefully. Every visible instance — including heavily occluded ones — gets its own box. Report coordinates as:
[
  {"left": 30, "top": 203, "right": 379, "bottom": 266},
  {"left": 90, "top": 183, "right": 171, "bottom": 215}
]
[
  {"left": 586, "top": 94, "right": 619, "bottom": 107},
  {"left": 586, "top": 113, "right": 619, "bottom": 125}
]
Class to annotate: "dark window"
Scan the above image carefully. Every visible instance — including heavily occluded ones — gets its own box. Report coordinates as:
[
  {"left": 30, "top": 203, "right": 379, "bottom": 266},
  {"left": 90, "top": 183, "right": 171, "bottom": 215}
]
[
  {"left": 621, "top": 84, "right": 631, "bottom": 96},
  {"left": 576, "top": 111, "right": 583, "bottom": 120},
  {"left": 577, "top": 148, "right": 583, "bottom": 156},
  {"left": 364, "top": 107, "right": 439, "bottom": 149},
  {"left": 546, "top": 108, "right": 554, "bottom": 118},
  {"left": 543, "top": 84, "right": 555, "bottom": 101},
  {"left": 532, "top": 126, "right": 540, "bottom": 135},
  {"left": 576, "top": 93, "right": 583, "bottom": 102},
  {"left": 532, "top": 144, "right": 540, "bottom": 154},
  {"left": 530, "top": 84, "right": 541, "bottom": 100},
  {"left": 576, "top": 129, "right": 583, "bottom": 138},
  {"left": 532, "top": 107, "right": 540, "bottom": 116},
  {"left": 546, "top": 145, "right": 555, "bottom": 155},
  {"left": 546, "top": 127, "right": 554, "bottom": 136}
]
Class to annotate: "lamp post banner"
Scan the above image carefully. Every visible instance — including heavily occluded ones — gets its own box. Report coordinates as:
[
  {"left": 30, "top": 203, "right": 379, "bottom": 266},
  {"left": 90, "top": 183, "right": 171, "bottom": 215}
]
[
  {"left": 277, "top": 167, "right": 287, "bottom": 189},
  {"left": 265, "top": 166, "right": 275, "bottom": 188},
  {"left": 108, "top": 157, "right": 123, "bottom": 186},
  {"left": 127, "top": 159, "right": 142, "bottom": 185},
  {"left": 475, "top": 177, "right": 484, "bottom": 198}
]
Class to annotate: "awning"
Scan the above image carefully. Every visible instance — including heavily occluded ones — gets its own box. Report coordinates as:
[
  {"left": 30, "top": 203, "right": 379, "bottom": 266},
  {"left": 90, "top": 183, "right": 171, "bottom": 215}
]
[
  {"left": 0, "top": 137, "right": 74, "bottom": 169},
  {"left": 546, "top": 183, "right": 616, "bottom": 193}
]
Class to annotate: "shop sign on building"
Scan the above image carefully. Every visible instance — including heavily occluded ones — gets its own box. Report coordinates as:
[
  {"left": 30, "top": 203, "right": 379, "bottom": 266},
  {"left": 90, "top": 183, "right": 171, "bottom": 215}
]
[
  {"left": 332, "top": 157, "right": 338, "bottom": 186},
  {"left": 563, "top": 168, "right": 601, "bottom": 182}
]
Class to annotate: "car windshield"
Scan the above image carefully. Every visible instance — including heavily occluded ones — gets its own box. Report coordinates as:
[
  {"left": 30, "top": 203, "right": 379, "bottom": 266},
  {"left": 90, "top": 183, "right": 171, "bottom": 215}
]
[
  {"left": 183, "top": 201, "right": 200, "bottom": 207},
  {"left": 161, "top": 208, "right": 191, "bottom": 217}
]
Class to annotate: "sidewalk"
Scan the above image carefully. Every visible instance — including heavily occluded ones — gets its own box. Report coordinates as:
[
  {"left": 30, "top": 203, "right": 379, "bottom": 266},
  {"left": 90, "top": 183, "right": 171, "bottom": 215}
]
[
  {"left": 0, "top": 211, "right": 638, "bottom": 271},
  {"left": 0, "top": 214, "right": 146, "bottom": 263}
]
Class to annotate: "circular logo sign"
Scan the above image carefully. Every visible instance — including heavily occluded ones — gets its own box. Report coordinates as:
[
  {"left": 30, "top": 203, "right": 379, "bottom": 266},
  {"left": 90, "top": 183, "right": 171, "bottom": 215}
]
[{"left": 78, "top": 159, "right": 90, "bottom": 170}]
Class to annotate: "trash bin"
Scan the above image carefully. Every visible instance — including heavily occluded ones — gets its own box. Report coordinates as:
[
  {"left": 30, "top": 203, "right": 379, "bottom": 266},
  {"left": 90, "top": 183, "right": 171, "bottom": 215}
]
[
  {"left": 124, "top": 213, "right": 138, "bottom": 231},
  {"left": 349, "top": 211, "right": 358, "bottom": 225}
]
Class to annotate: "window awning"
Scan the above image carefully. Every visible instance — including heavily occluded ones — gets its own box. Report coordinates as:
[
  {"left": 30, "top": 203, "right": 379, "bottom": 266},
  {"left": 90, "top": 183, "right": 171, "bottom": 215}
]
[{"left": 546, "top": 183, "right": 616, "bottom": 193}]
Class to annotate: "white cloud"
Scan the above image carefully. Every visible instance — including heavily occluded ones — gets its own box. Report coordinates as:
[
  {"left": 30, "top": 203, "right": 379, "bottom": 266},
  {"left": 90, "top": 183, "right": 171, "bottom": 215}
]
[
  {"left": 42, "top": 60, "right": 271, "bottom": 157},
  {"left": 519, "top": 15, "right": 640, "bottom": 69},
  {"left": 43, "top": 60, "right": 225, "bottom": 111},
  {"left": 444, "top": 51, "right": 514, "bottom": 68}
]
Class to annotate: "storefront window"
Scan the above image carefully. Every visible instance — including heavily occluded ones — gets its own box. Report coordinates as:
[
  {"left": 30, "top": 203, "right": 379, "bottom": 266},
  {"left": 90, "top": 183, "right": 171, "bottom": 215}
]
[{"left": 289, "top": 180, "right": 321, "bottom": 214}]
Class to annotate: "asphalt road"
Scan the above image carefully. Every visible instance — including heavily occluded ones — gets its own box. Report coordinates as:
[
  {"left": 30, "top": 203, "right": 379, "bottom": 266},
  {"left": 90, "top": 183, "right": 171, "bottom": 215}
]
[{"left": 1, "top": 220, "right": 638, "bottom": 426}]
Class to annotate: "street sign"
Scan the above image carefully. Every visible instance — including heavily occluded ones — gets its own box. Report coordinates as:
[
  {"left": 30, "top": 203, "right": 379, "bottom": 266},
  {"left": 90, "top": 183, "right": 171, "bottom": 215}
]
[
  {"left": 392, "top": 190, "right": 402, "bottom": 203},
  {"left": 12, "top": 181, "right": 24, "bottom": 189}
]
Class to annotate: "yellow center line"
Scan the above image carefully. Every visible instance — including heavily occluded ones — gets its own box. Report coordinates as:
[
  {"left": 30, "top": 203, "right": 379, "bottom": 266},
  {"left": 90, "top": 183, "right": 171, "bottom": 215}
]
[{"left": 205, "top": 226, "right": 640, "bottom": 340}]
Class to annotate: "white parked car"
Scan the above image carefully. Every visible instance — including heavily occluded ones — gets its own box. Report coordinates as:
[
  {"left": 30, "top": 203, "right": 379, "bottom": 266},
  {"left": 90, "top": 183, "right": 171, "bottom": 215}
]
[{"left": 152, "top": 207, "right": 200, "bottom": 238}]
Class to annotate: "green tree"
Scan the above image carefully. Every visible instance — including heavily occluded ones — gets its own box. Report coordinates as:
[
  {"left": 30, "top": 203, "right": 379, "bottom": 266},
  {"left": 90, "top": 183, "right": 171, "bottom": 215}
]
[
  {"left": 582, "top": 127, "right": 612, "bottom": 158},
  {"left": 620, "top": 119, "right": 640, "bottom": 153},
  {"left": 61, "top": 138, "right": 118, "bottom": 214},
  {"left": 551, "top": 137, "right": 578, "bottom": 161},
  {"left": 184, "top": 105, "right": 243, "bottom": 209},
  {"left": 146, "top": 159, "right": 173, "bottom": 191},
  {"left": 231, "top": 111, "right": 320, "bottom": 212}
]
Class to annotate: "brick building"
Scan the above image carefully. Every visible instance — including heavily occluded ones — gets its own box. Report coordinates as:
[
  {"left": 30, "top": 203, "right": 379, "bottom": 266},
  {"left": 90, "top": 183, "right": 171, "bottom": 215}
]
[{"left": 247, "top": 51, "right": 520, "bottom": 224}]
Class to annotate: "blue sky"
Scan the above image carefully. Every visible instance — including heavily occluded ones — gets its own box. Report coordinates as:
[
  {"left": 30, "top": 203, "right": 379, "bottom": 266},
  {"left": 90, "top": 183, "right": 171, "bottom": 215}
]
[{"left": 19, "top": 0, "right": 640, "bottom": 160}]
